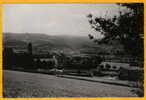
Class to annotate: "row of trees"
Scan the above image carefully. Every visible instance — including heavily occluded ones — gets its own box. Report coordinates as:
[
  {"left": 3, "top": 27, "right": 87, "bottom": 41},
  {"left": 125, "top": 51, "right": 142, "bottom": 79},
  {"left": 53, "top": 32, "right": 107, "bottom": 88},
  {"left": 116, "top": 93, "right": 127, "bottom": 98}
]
[
  {"left": 3, "top": 48, "right": 34, "bottom": 69},
  {"left": 3, "top": 47, "right": 103, "bottom": 70}
]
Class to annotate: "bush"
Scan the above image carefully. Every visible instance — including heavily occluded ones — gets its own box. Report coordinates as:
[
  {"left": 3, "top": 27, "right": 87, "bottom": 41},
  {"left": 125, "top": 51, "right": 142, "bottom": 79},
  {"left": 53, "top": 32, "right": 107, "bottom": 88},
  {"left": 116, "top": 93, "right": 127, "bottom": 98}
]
[{"left": 118, "top": 67, "right": 143, "bottom": 81}]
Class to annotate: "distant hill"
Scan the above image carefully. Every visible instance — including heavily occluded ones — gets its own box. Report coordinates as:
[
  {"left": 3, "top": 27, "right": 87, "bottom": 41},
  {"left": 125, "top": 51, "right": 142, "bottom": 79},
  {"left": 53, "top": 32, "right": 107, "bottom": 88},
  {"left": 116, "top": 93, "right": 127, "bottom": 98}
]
[{"left": 3, "top": 33, "right": 124, "bottom": 55}]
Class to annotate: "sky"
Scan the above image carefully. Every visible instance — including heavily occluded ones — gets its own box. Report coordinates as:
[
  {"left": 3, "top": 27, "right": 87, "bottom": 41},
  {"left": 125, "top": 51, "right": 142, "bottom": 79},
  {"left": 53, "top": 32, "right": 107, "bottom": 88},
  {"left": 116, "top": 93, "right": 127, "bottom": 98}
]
[{"left": 3, "top": 3, "right": 123, "bottom": 37}]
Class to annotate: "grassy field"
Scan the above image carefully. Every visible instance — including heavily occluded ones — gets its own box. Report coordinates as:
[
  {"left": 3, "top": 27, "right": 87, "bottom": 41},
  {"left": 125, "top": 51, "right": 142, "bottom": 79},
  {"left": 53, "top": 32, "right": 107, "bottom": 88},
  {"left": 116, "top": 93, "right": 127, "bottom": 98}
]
[{"left": 3, "top": 70, "right": 137, "bottom": 97}]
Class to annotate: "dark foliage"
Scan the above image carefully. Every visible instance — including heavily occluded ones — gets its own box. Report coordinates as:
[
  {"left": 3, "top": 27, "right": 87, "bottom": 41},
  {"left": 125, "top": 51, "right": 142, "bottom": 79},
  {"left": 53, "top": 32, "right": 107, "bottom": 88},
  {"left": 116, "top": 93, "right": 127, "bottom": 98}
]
[{"left": 87, "top": 3, "right": 144, "bottom": 57}]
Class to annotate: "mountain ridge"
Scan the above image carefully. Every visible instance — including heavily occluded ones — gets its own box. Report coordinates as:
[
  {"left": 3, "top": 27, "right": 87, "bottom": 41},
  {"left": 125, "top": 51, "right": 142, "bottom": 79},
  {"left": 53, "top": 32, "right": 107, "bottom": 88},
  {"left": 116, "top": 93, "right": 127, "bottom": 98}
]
[{"left": 3, "top": 33, "right": 124, "bottom": 55}]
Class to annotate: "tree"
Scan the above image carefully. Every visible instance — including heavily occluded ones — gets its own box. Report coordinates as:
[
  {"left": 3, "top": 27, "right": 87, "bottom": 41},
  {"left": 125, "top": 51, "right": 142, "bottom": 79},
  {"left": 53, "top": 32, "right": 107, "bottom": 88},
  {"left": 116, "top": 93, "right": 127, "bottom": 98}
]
[
  {"left": 3, "top": 48, "right": 15, "bottom": 69},
  {"left": 28, "top": 42, "right": 33, "bottom": 55},
  {"left": 87, "top": 3, "right": 144, "bottom": 57}
]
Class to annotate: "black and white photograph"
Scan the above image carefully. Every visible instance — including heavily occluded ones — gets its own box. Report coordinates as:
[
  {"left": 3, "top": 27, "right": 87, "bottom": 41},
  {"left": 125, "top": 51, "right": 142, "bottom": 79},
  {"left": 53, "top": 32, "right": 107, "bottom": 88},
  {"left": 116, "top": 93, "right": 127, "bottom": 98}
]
[{"left": 3, "top": 3, "right": 144, "bottom": 97}]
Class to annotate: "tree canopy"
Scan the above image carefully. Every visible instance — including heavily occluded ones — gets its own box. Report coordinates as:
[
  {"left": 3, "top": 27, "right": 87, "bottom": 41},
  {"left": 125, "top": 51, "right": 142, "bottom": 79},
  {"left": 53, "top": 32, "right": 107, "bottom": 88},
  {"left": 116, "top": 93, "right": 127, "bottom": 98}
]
[{"left": 87, "top": 3, "right": 144, "bottom": 57}]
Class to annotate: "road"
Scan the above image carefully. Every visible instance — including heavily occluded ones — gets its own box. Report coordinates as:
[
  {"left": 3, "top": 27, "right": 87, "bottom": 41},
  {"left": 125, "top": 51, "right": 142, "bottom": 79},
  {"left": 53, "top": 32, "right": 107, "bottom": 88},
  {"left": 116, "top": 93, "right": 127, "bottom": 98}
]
[{"left": 3, "top": 70, "right": 137, "bottom": 97}]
